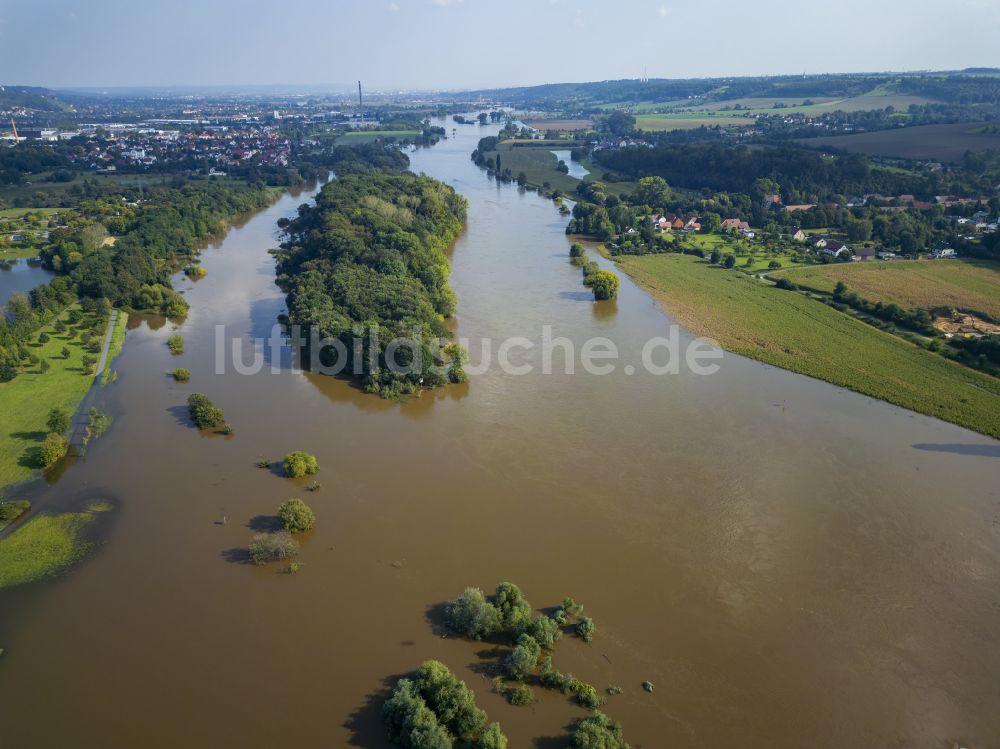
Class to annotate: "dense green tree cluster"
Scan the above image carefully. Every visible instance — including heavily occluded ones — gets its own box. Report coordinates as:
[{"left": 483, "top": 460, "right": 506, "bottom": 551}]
[
  {"left": 570, "top": 711, "right": 630, "bottom": 749},
  {"left": 277, "top": 498, "right": 315, "bottom": 533},
  {"left": 326, "top": 143, "right": 411, "bottom": 176},
  {"left": 538, "top": 657, "right": 602, "bottom": 709},
  {"left": 42, "top": 182, "right": 272, "bottom": 312},
  {"left": 39, "top": 432, "right": 68, "bottom": 467},
  {"left": 446, "top": 582, "right": 541, "bottom": 641},
  {"left": 187, "top": 393, "right": 225, "bottom": 429},
  {"left": 598, "top": 142, "right": 995, "bottom": 210},
  {"left": 591, "top": 271, "right": 620, "bottom": 300},
  {"left": 567, "top": 200, "right": 615, "bottom": 241},
  {"left": 276, "top": 162, "right": 467, "bottom": 397},
  {"left": 383, "top": 660, "right": 506, "bottom": 749},
  {"left": 283, "top": 451, "right": 319, "bottom": 478},
  {"left": 0, "top": 281, "right": 78, "bottom": 382},
  {"left": 46, "top": 407, "right": 71, "bottom": 434}
]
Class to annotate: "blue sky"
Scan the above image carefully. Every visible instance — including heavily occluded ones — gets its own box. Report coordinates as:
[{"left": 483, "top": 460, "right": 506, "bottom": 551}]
[{"left": 1, "top": 0, "right": 998, "bottom": 90}]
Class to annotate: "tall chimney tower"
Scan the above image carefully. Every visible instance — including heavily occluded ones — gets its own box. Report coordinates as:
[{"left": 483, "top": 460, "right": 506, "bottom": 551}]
[{"left": 358, "top": 81, "right": 363, "bottom": 125}]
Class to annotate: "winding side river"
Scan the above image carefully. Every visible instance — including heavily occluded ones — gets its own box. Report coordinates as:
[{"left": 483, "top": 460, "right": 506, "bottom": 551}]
[{"left": 1, "top": 121, "right": 998, "bottom": 748}]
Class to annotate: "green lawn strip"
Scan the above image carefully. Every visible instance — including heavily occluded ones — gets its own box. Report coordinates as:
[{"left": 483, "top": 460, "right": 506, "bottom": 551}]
[
  {"left": 0, "top": 304, "right": 104, "bottom": 491},
  {"left": 614, "top": 252, "right": 1000, "bottom": 438},
  {"left": 0, "top": 247, "right": 43, "bottom": 260},
  {"left": 335, "top": 130, "right": 421, "bottom": 144},
  {"left": 0, "top": 501, "right": 112, "bottom": 590},
  {"left": 101, "top": 311, "right": 129, "bottom": 384}
]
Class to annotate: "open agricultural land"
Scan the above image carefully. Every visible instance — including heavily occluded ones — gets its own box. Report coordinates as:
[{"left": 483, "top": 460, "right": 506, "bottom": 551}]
[
  {"left": 701, "top": 94, "right": 933, "bottom": 115},
  {"left": 611, "top": 251, "right": 1000, "bottom": 438},
  {"left": 635, "top": 112, "right": 756, "bottom": 131},
  {"left": 799, "top": 123, "right": 1000, "bottom": 162},
  {"left": 774, "top": 259, "right": 1000, "bottom": 320},
  {"left": 522, "top": 118, "right": 594, "bottom": 131}
]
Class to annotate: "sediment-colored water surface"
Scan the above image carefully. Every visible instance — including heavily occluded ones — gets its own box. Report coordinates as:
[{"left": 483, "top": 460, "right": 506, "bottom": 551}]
[{"left": 1, "top": 122, "right": 997, "bottom": 748}]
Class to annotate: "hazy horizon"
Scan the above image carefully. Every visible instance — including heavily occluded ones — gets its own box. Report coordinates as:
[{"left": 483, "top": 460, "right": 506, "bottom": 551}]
[{"left": 1, "top": 0, "right": 998, "bottom": 91}]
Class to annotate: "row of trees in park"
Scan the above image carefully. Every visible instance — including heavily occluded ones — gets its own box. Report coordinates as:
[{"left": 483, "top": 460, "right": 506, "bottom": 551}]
[
  {"left": 275, "top": 150, "right": 469, "bottom": 397},
  {"left": 0, "top": 279, "right": 81, "bottom": 381}
]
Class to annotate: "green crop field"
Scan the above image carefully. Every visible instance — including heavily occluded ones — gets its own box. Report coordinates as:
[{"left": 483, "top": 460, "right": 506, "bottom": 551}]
[
  {"left": 775, "top": 259, "right": 1000, "bottom": 319},
  {"left": 523, "top": 118, "right": 593, "bottom": 131},
  {"left": 635, "top": 113, "right": 755, "bottom": 131},
  {"left": 703, "top": 94, "right": 931, "bottom": 115},
  {"left": 797, "top": 122, "right": 1000, "bottom": 162},
  {"left": 613, "top": 252, "right": 1000, "bottom": 438}
]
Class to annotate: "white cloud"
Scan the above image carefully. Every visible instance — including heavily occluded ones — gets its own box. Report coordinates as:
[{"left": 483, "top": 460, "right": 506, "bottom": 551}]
[
  {"left": 389, "top": 1, "right": 400, "bottom": 9},
  {"left": 658, "top": 6, "right": 671, "bottom": 17}
]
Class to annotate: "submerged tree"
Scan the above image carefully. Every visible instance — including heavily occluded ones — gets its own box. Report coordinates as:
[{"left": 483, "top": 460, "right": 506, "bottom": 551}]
[
  {"left": 248, "top": 531, "right": 299, "bottom": 565},
  {"left": 283, "top": 451, "right": 319, "bottom": 478},
  {"left": 278, "top": 498, "right": 316, "bottom": 533},
  {"left": 591, "top": 271, "right": 620, "bottom": 301},
  {"left": 187, "top": 393, "right": 225, "bottom": 429}
]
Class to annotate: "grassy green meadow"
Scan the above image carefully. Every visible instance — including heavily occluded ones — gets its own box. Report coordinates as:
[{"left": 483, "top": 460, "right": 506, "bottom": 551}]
[
  {"left": 612, "top": 252, "right": 1000, "bottom": 438},
  {"left": 0, "top": 305, "right": 106, "bottom": 490},
  {"left": 0, "top": 501, "right": 112, "bottom": 590},
  {"left": 775, "top": 259, "right": 1000, "bottom": 319},
  {"left": 798, "top": 122, "right": 1000, "bottom": 162}
]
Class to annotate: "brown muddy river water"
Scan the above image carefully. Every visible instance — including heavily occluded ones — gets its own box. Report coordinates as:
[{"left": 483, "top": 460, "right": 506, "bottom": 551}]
[{"left": 1, "top": 121, "right": 999, "bottom": 748}]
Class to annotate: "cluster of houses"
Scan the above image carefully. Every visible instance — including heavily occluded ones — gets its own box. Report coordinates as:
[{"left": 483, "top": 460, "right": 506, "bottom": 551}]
[
  {"left": 593, "top": 137, "right": 651, "bottom": 151},
  {"left": 650, "top": 213, "right": 702, "bottom": 232},
  {"left": 955, "top": 211, "right": 999, "bottom": 235},
  {"left": 648, "top": 214, "right": 757, "bottom": 238},
  {"left": 57, "top": 125, "right": 294, "bottom": 172},
  {"left": 788, "top": 228, "right": 960, "bottom": 261},
  {"left": 792, "top": 231, "right": 853, "bottom": 258}
]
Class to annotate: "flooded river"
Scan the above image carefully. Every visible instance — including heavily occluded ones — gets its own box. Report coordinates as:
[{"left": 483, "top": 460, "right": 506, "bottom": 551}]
[
  {"left": 0, "top": 121, "right": 998, "bottom": 748},
  {"left": 0, "top": 257, "right": 53, "bottom": 307}
]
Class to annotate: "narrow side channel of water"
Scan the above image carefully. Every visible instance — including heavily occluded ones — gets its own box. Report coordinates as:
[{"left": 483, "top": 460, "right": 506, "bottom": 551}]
[{"left": 550, "top": 149, "right": 589, "bottom": 179}]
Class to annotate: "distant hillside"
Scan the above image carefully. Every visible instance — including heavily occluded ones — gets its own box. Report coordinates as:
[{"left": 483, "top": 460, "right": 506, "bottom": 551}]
[
  {"left": 0, "top": 85, "right": 74, "bottom": 112},
  {"left": 457, "top": 71, "right": 1000, "bottom": 111}
]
